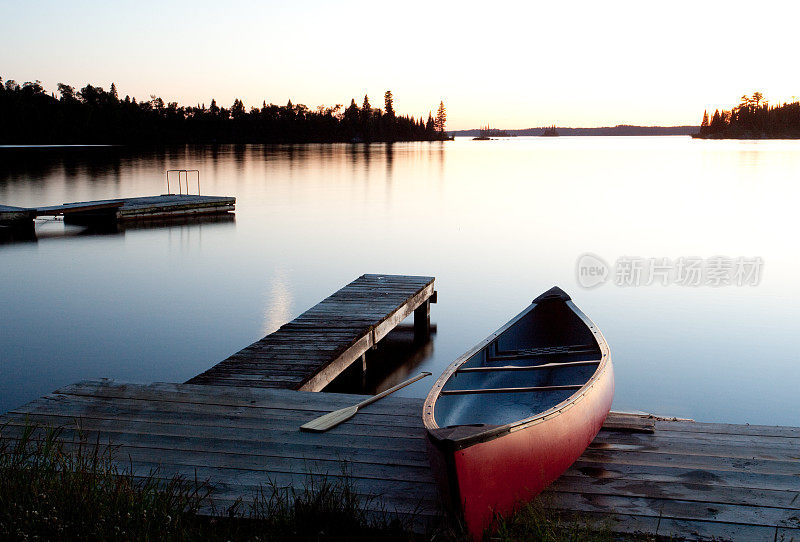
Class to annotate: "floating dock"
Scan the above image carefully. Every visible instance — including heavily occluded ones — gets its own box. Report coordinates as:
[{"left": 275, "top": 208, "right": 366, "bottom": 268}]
[
  {"left": 189, "top": 274, "right": 436, "bottom": 391},
  {"left": 2, "top": 274, "right": 799, "bottom": 541},
  {"left": 0, "top": 194, "right": 235, "bottom": 226}
]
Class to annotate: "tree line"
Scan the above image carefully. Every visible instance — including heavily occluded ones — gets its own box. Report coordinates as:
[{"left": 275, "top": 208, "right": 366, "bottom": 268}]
[
  {"left": 0, "top": 78, "right": 449, "bottom": 144},
  {"left": 695, "top": 92, "right": 800, "bottom": 139}
]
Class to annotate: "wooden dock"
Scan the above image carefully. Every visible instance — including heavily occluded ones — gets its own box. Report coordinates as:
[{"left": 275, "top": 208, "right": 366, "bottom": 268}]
[
  {"left": 2, "top": 380, "right": 798, "bottom": 540},
  {"left": 0, "top": 380, "right": 440, "bottom": 527},
  {"left": 189, "top": 274, "right": 436, "bottom": 391},
  {"left": 2, "top": 274, "right": 799, "bottom": 540},
  {"left": 0, "top": 194, "right": 235, "bottom": 226}
]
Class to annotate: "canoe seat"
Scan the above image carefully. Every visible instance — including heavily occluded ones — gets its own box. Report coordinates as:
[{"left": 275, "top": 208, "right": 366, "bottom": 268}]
[
  {"left": 505, "top": 344, "right": 594, "bottom": 355},
  {"left": 456, "top": 359, "right": 600, "bottom": 373},
  {"left": 490, "top": 344, "right": 598, "bottom": 362},
  {"left": 440, "top": 384, "right": 583, "bottom": 395}
]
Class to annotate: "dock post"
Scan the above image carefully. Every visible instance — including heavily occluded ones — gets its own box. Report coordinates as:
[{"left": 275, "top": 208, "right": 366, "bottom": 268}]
[
  {"left": 360, "top": 353, "right": 367, "bottom": 386},
  {"left": 414, "top": 300, "right": 431, "bottom": 342}
]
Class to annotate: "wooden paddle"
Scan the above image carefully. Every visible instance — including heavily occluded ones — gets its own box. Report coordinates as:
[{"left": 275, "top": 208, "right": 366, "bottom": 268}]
[{"left": 300, "top": 372, "right": 432, "bottom": 432}]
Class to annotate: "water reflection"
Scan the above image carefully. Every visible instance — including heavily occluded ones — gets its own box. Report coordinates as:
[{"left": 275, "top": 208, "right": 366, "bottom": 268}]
[
  {"left": 1, "top": 139, "right": 799, "bottom": 425},
  {"left": 262, "top": 267, "right": 293, "bottom": 336},
  {"left": 0, "top": 214, "right": 235, "bottom": 245},
  {"left": 385, "top": 142, "right": 394, "bottom": 184}
]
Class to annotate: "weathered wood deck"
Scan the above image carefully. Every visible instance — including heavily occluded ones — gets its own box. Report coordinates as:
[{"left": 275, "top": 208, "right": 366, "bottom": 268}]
[
  {"left": 3, "top": 380, "right": 798, "bottom": 540},
  {"left": 42, "top": 194, "right": 236, "bottom": 221},
  {"left": 0, "top": 380, "right": 440, "bottom": 528},
  {"left": 0, "top": 194, "right": 235, "bottom": 225},
  {"left": 189, "top": 274, "right": 436, "bottom": 391}
]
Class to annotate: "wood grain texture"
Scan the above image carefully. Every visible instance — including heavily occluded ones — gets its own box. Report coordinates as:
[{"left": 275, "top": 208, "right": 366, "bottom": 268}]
[
  {"left": 188, "top": 274, "right": 435, "bottom": 390},
  {"left": 4, "top": 387, "right": 799, "bottom": 539}
]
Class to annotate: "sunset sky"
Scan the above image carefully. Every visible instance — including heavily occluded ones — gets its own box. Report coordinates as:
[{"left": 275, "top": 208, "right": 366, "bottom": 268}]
[{"left": 2, "top": 0, "right": 797, "bottom": 130}]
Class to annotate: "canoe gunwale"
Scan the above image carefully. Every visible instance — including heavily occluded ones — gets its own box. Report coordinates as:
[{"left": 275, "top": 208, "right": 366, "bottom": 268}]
[{"left": 423, "top": 292, "right": 612, "bottom": 452}]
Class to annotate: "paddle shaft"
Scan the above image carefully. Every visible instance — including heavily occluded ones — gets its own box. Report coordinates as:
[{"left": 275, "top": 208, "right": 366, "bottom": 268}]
[
  {"left": 354, "top": 371, "right": 432, "bottom": 409},
  {"left": 299, "top": 371, "right": 432, "bottom": 432}
]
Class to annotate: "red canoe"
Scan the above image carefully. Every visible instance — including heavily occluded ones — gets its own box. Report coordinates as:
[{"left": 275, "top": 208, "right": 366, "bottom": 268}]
[{"left": 422, "top": 287, "right": 614, "bottom": 538}]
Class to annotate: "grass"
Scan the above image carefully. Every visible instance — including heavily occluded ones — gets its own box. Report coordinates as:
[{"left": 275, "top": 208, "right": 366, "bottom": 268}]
[
  {"left": 0, "top": 423, "right": 210, "bottom": 541},
  {"left": 0, "top": 422, "right": 653, "bottom": 541},
  {"left": 490, "top": 499, "right": 616, "bottom": 542},
  {"left": 0, "top": 422, "right": 424, "bottom": 541}
]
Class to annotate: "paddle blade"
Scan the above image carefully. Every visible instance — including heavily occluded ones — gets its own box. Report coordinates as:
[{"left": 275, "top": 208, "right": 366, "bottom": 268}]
[{"left": 300, "top": 405, "right": 358, "bottom": 432}]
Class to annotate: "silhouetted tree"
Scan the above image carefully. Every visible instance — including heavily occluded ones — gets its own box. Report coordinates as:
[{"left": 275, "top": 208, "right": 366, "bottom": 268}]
[
  {"left": 361, "top": 95, "right": 371, "bottom": 121},
  {"left": 344, "top": 99, "right": 359, "bottom": 123},
  {"left": 435, "top": 101, "right": 446, "bottom": 133},
  {"left": 699, "top": 110, "right": 709, "bottom": 136},
  {"left": 695, "top": 91, "right": 800, "bottom": 139},
  {"left": 0, "top": 77, "right": 452, "bottom": 144},
  {"left": 384, "top": 91, "right": 395, "bottom": 118},
  {"left": 57, "top": 83, "right": 76, "bottom": 101},
  {"left": 231, "top": 98, "right": 246, "bottom": 118}
]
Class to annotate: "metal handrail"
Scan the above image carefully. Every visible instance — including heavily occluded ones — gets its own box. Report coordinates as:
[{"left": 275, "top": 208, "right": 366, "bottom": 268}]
[{"left": 166, "top": 170, "right": 200, "bottom": 195}]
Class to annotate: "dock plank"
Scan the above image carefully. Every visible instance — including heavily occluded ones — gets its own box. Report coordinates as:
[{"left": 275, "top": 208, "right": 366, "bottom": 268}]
[
  {"left": 189, "top": 274, "right": 435, "bottom": 390},
  {"left": 3, "top": 381, "right": 800, "bottom": 539},
  {"left": 0, "top": 381, "right": 439, "bottom": 528}
]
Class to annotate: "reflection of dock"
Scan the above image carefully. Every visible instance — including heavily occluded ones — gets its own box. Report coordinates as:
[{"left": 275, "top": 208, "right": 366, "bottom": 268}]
[
  {"left": 1, "top": 212, "right": 236, "bottom": 245},
  {"left": 0, "top": 194, "right": 235, "bottom": 227}
]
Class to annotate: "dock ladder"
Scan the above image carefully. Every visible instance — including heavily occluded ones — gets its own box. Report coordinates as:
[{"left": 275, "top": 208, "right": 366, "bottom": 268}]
[{"left": 166, "top": 170, "right": 201, "bottom": 195}]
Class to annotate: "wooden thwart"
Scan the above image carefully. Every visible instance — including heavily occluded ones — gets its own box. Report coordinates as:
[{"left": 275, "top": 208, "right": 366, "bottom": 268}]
[
  {"left": 440, "top": 384, "right": 583, "bottom": 395},
  {"left": 457, "top": 360, "right": 600, "bottom": 373}
]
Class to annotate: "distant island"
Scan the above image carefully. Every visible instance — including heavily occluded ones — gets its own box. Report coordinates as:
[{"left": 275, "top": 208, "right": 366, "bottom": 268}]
[
  {"left": 541, "top": 125, "right": 559, "bottom": 137},
  {"left": 473, "top": 125, "right": 509, "bottom": 140},
  {"left": 693, "top": 92, "right": 800, "bottom": 139},
  {"left": 0, "top": 77, "right": 451, "bottom": 144},
  {"left": 453, "top": 125, "right": 699, "bottom": 137}
]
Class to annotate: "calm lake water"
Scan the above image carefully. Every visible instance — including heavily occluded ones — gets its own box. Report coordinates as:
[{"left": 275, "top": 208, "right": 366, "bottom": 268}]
[{"left": 1, "top": 137, "right": 798, "bottom": 425}]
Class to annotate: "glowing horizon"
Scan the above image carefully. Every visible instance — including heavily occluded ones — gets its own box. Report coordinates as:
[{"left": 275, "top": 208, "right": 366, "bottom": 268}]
[{"left": 1, "top": 0, "right": 797, "bottom": 131}]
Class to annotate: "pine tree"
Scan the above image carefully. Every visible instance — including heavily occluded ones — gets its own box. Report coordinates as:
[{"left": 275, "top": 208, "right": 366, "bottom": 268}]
[
  {"left": 361, "top": 94, "right": 372, "bottom": 124},
  {"left": 344, "top": 98, "right": 359, "bottom": 123},
  {"left": 710, "top": 109, "right": 725, "bottom": 133},
  {"left": 231, "top": 98, "right": 245, "bottom": 118},
  {"left": 384, "top": 91, "right": 394, "bottom": 118},
  {"left": 110, "top": 83, "right": 118, "bottom": 100},
  {"left": 700, "top": 110, "right": 709, "bottom": 135},
  {"left": 435, "top": 101, "right": 446, "bottom": 133}
]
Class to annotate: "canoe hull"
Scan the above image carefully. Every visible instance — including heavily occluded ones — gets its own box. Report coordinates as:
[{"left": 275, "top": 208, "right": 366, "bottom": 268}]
[{"left": 428, "top": 359, "right": 613, "bottom": 536}]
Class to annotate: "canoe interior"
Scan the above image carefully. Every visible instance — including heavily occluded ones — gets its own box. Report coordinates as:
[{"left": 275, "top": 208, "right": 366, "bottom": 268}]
[{"left": 434, "top": 300, "right": 601, "bottom": 428}]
